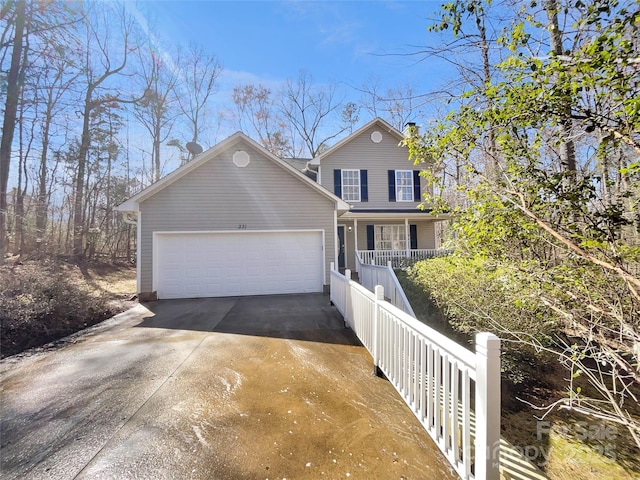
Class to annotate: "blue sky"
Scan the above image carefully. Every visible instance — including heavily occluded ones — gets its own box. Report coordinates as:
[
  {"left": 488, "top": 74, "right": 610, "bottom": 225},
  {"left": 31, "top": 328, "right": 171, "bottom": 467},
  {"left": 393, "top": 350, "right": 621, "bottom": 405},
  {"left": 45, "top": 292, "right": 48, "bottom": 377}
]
[
  {"left": 5, "top": 1, "right": 460, "bottom": 197},
  {"left": 113, "top": 0, "right": 460, "bottom": 175},
  {"left": 139, "top": 1, "right": 451, "bottom": 129},
  {"left": 151, "top": 1, "right": 443, "bottom": 85}
]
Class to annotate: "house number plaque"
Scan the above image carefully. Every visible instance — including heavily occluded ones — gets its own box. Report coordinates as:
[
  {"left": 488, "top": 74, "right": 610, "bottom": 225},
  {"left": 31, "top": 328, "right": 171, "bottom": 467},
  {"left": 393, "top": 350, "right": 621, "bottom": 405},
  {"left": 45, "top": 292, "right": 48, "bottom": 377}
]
[{"left": 238, "top": 224, "right": 247, "bottom": 229}]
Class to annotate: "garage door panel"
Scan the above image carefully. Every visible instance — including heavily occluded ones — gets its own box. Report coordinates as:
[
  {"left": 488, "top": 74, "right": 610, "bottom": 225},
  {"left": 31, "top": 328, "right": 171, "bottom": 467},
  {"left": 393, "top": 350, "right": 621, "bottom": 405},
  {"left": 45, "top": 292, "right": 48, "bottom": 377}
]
[{"left": 155, "top": 231, "right": 323, "bottom": 299}]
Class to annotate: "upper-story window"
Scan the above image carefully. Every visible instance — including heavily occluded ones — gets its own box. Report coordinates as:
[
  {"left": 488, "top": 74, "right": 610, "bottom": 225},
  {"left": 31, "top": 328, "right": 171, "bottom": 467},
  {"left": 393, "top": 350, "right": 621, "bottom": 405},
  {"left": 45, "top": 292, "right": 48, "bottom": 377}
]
[
  {"left": 395, "top": 170, "right": 413, "bottom": 202},
  {"left": 334, "top": 169, "right": 368, "bottom": 202},
  {"left": 342, "top": 169, "right": 361, "bottom": 202},
  {"left": 388, "top": 170, "right": 420, "bottom": 202}
]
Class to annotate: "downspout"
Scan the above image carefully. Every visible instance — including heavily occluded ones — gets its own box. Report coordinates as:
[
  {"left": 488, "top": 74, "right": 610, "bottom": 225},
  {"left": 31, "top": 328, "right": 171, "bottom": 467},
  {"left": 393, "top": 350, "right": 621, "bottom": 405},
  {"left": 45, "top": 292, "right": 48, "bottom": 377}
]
[
  {"left": 305, "top": 161, "right": 319, "bottom": 182},
  {"left": 122, "top": 211, "right": 138, "bottom": 225},
  {"left": 120, "top": 210, "right": 141, "bottom": 294}
]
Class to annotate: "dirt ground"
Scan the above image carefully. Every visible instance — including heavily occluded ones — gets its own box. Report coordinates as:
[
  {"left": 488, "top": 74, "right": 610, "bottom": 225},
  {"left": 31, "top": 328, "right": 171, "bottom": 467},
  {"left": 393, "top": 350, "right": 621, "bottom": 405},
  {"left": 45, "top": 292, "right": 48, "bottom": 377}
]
[
  {"left": 82, "top": 262, "right": 137, "bottom": 305},
  {"left": 0, "top": 261, "right": 137, "bottom": 358}
]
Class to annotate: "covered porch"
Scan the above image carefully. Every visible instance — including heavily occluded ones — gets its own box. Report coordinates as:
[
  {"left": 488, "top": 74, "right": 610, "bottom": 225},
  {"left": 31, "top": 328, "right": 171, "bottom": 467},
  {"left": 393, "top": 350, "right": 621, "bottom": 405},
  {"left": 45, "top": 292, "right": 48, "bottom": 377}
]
[
  {"left": 336, "top": 211, "right": 450, "bottom": 272},
  {"left": 357, "top": 248, "right": 449, "bottom": 268}
]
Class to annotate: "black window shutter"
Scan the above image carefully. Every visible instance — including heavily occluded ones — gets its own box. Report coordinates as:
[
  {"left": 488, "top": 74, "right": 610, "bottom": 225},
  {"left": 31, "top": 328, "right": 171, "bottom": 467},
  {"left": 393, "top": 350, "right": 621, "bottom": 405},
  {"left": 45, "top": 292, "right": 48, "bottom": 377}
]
[
  {"left": 360, "top": 170, "right": 368, "bottom": 202},
  {"left": 410, "top": 224, "right": 418, "bottom": 249},
  {"left": 413, "top": 170, "right": 421, "bottom": 201},
  {"left": 388, "top": 170, "right": 396, "bottom": 202},
  {"left": 334, "top": 169, "right": 342, "bottom": 197},
  {"left": 366, "top": 225, "right": 375, "bottom": 250}
]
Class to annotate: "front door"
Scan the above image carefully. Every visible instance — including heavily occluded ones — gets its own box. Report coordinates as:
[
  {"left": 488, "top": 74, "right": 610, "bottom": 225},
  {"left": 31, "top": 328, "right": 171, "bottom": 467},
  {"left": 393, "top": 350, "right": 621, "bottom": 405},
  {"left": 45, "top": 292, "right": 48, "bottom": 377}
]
[{"left": 337, "top": 226, "right": 345, "bottom": 268}]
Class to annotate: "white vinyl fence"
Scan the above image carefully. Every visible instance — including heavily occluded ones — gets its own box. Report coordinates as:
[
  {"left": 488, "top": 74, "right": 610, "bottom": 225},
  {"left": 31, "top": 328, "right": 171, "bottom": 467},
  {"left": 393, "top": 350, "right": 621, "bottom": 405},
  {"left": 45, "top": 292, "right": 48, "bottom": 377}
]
[
  {"left": 330, "top": 264, "right": 501, "bottom": 480},
  {"left": 357, "top": 248, "right": 452, "bottom": 268},
  {"left": 357, "top": 255, "right": 415, "bottom": 317}
]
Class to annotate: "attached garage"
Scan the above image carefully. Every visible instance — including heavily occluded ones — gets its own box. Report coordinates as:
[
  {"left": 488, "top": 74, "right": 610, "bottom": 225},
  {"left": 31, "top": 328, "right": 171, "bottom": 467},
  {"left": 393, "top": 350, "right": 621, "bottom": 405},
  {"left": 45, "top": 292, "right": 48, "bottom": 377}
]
[
  {"left": 154, "top": 230, "right": 324, "bottom": 299},
  {"left": 116, "top": 132, "right": 349, "bottom": 300}
]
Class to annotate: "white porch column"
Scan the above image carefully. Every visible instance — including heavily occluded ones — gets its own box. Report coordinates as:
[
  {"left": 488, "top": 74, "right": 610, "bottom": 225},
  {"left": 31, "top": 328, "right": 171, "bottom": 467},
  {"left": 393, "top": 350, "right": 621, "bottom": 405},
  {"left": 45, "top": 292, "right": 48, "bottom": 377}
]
[
  {"left": 353, "top": 219, "right": 360, "bottom": 273},
  {"left": 333, "top": 210, "right": 339, "bottom": 267},
  {"left": 353, "top": 218, "right": 358, "bottom": 250},
  {"left": 405, "top": 217, "right": 410, "bottom": 259}
]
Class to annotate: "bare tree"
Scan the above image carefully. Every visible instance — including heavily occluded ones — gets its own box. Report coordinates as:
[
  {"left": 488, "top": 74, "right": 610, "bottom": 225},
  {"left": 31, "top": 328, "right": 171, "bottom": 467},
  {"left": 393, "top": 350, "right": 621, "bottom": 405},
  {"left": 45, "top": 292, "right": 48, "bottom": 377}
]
[
  {"left": 362, "top": 0, "right": 510, "bottom": 176},
  {"left": 175, "top": 43, "right": 222, "bottom": 150},
  {"left": 14, "top": 84, "right": 34, "bottom": 256},
  {"left": 280, "top": 71, "right": 348, "bottom": 157},
  {"left": 133, "top": 49, "right": 179, "bottom": 181},
  {"left": 341, "top": 101, "right": 360, "bottom": 134},
  {"left": 359, "top": 74, "right": 446, "bottom": 133},
  {"left": 544, "top": 0, "right": 577, "bottom": 174},
  {"left": 231, "top": 83, "right": 292, "bottom": 157},
  {"left": 72, "top": 3, "right": 144, "bottom": 260},
  {"left": 0, "top": 0, "right": 26, "bottom": 263},
  {"left": 33, "top": 46, "right": 80, "bottom": 244}
]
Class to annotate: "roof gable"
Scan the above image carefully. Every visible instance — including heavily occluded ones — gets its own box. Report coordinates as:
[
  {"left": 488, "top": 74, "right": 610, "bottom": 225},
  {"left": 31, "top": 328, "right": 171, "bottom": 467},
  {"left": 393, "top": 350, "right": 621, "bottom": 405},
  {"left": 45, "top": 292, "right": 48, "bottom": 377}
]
[
  {"left": 312, "top": 118, "right": 404, "bottom": 164},
  {"left": 117, "top": 132, "right": 349, "bottom": 212}
]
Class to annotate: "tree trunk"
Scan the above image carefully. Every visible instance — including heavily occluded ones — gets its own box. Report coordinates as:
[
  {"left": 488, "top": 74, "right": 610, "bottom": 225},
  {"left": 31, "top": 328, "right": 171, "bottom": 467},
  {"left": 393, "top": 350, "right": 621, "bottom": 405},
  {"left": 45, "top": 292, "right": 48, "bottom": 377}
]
[
  {"left": 73, "top": 90, "right": 93, "bottom": 261},
  {"left": 35, "top": 103, "right": 54, "bottom": 245},
  {"left": 15, "top": 99, "right": 28, "bottom": 257},
  {"left": 0, "top": 0, "right": 26, "bottom": 263},
  {"left": 477, "top": 9, "right": 499, "bottom": 177},
  {"left": 14, "top": 187, "right": 24, "bottom": 256},
  {"left": 153, "top": 124, "right": 161, "bottom": 182},
  {"left": 545, "top": 0, "right": 577, "bottom": 173}
]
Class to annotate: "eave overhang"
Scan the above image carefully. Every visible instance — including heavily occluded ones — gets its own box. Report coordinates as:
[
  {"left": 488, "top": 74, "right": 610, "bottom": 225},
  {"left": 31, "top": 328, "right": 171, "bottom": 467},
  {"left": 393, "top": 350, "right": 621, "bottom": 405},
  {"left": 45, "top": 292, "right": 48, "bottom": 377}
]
[{"left": 115, "top": 132, "right": 349, "bottom": 215}]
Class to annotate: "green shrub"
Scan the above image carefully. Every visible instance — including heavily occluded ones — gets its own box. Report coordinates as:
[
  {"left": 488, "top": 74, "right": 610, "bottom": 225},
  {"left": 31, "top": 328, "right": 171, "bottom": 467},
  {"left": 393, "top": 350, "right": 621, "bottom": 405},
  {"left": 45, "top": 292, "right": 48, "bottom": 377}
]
[{"left": 406, "top": 256, "right": 561, "bottom": 386}]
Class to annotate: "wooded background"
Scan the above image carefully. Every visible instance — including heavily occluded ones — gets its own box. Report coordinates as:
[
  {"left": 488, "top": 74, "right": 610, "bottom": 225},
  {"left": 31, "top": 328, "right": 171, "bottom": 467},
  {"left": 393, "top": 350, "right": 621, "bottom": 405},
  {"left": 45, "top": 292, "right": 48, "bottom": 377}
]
[
  {"left": 1, "top": 1, "right": 421, "bottom": 262},
  {"left": 2, "top": 0, "right": 640, "bottom": 456}
]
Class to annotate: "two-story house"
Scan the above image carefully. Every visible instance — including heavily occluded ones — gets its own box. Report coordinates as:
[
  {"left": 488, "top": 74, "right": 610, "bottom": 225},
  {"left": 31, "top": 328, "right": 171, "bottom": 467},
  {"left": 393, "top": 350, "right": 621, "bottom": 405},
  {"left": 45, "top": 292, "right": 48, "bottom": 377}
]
[
  {"left": 117, "top": 118, "right": 445, "bottom": 300},
  {"left": 307, "top": 117, "right": 443, "bottom": 272}
]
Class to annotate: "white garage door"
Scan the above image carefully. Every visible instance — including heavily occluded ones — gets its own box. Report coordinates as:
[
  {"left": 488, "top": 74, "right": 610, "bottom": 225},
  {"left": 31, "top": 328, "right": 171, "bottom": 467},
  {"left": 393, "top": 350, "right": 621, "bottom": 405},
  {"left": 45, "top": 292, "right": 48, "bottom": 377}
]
[{"left": 154, "top": 230, "right": 324, "bottom": 299}]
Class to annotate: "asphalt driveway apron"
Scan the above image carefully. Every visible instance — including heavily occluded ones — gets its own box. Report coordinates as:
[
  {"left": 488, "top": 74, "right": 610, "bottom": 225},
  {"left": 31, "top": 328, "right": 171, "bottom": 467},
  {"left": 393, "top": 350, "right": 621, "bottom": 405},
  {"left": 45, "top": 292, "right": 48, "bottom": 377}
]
[{"left": 0, "top": 294, "right": 456, "bottom": 479}]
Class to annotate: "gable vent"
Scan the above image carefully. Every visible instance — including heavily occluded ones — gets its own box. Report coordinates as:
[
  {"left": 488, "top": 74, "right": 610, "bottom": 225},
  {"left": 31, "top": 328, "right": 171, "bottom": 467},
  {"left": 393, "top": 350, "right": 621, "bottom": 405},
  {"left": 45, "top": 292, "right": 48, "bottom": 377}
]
[{"left": 233, "top": 150, "right": 250, "bottom": 168}]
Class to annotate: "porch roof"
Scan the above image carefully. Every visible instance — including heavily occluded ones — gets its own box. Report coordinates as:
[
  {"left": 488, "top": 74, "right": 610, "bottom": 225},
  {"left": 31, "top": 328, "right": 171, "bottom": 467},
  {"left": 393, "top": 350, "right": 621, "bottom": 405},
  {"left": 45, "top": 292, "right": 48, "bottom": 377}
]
[{"left": 340, "top": 209, "right": 451, "bottom": 220}]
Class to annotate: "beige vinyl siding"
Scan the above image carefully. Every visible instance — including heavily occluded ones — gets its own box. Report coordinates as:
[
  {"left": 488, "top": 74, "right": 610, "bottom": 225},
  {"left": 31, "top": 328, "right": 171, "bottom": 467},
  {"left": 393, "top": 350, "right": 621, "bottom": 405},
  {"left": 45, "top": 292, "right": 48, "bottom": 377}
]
[
  {"left": 320, "top": 125, "right": 427, "bottom": 209},
  {"left": 138, "top": 140, "right": 336, "bottom": 293},
  {"left": 418, "top": 222, "right": 436, "bottom": 249}
]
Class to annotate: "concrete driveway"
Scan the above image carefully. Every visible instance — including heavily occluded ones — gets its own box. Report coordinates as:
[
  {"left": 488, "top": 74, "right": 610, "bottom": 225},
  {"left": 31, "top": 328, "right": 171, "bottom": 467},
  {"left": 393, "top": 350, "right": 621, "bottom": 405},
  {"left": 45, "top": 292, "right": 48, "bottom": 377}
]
[{"left": 0, "top": 294, "right": 456, "bottom": 479}]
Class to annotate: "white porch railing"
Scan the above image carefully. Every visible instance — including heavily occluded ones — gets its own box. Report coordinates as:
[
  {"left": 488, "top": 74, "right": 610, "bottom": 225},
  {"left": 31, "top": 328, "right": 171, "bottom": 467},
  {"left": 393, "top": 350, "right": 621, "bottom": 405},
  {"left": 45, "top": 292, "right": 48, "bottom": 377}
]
[
  {"left": 356, "top": 254, "right": 416, "bottom": 317},
  {"left": 330, "top": 264, "right": 501, "bottom": 480},
  {"left": 357, "top": 248, "right": 452, "bottom": 268}
]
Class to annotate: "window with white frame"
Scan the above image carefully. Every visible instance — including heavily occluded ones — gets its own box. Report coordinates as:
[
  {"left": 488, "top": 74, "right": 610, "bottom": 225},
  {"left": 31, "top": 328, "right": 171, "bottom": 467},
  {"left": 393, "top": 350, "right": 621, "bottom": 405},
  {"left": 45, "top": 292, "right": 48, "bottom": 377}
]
[
  {"left": 342, "top": 169, "right": 361, "bottom": 202},
  {"left": 395, "top": 170, "right": 413, "bottom": 202},
  {"left": 375, "top": 225, "right": 406, "bottom": 251}
]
